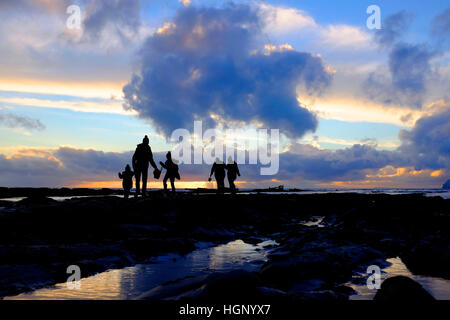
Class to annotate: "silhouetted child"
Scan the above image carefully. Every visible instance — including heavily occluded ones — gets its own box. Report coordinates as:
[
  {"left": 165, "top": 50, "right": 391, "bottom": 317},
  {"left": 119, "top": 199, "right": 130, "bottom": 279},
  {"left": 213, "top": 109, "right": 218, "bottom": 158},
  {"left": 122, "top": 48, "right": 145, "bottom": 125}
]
[
  {"left": 226, "top": 156, "right": 240, "bottom": 194},
  {"left": 118, "top": 164, "right": 134, "bottom": 199},
  {"left": 160, "top": 151, "right": 180, "bottom": 192},
  {"left": 209, "top": 158, "right": 226, "bottom": 193}
]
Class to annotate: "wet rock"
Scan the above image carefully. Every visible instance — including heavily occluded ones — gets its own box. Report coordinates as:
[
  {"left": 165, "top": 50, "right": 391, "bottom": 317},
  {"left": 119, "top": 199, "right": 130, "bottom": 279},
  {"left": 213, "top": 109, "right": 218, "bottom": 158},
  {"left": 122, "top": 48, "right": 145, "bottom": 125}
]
[
  {"left": 400, "top": 242, "right": 450, "bottom": 279},
  {"left": 242, "top": 236, "right": 264, "bottom": 245},
  {"left": 260, "top": 244, "right": 384, "bottom": 291},
  {"left": 288, "top": 279, "right": 326, "bottom": 293},
  {"left": 374, "top": 276, "right": 435, "bottom": 301},
  {"left": 255, "top": 286, "right": 287, "bottom": 297},
  {"left": 291, "top": 290, "right": 348, "bottom": 301},
  {"left": 16, "top": 196, "right": 58, "bottom": 207},
  {"left": 191, "top": 227, "right": 234, "bottom": 241},
  {"left": 138, "top": 274, "right": 210, "bottom": 300},
  {"left": 140, "top": 270, "right": 265, "bottom": 301},
  {"left": 190, "top": 270, "right": 262, "bottom": 301},
  {"left": 0, "top": 192, "right": 448, "bottom": 299}
]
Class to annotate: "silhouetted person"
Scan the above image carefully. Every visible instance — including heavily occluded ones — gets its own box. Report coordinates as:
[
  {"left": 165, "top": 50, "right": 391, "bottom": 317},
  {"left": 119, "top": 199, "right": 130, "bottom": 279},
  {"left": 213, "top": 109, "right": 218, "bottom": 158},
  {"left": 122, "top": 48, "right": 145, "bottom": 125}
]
[
  {"left": 118, "top": 164, "right": 134, "bottom": 199},
  {"left": 160, "top": 151, "right": 180, "bottom": 192},
  {"left": 132, "top": 135, "right": 158, "bottom": 197},
  {"left": 209, "top": 158, "right": 226, "bottom": 193},
  {"left": 226, "top": 156, "right": 240, "bottom": 194}
]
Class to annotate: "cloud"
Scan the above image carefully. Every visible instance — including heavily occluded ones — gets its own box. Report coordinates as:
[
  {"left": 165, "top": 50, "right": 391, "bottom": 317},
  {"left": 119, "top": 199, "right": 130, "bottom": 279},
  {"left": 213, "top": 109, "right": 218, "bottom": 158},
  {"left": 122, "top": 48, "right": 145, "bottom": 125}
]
[
  {"left": 276, "top": 143, "right": 402, "bottom": 181},
  {"left": 319, "top": 25, "right": 372, "bottom": 50},
  {"left": 363, "top": 12, "right": 435, "bottom": 108},
  {"left": 399, "top": 99, "right": 450, "bottom": 170},
  {"left": 80, "top": 0, "right": 142, "bottom": 46},
  {"left": 0, "top": 0, "right": 68, "bottom": 12},
  {"left": 1, "top": 99, "right": 449, "bottom": 188},
  {"left": 123, "top": 4, "right": 332, "bottom": 139},
  {"left": 364, "top": 43, "right": 434, "bottom": 108},
  {"left": 319, "top": 165, "right": 447, "bottom": 189},
  {"left": 374, "top": 11, "right": 412, "bottom": 47},
  {"left": 0, "top": 96, "right": 134, "bottom": 115},
  {"left": 258, "top": 3, "right": 317, "bottom": 34},
  {"left": 432, "top": 7, "right": 450, "bottom": 39},
  {"left": 259, "top": 3, "right": 372, "bottom": 50},
  {"left": 0, "top": 113, "right": 45, "bottom": 131},
  {"left": 0, "top": 147, "right": 132, "bottom": 187},
  {"left": 178, "top": 0, "right": 191, "bottom": 7}
]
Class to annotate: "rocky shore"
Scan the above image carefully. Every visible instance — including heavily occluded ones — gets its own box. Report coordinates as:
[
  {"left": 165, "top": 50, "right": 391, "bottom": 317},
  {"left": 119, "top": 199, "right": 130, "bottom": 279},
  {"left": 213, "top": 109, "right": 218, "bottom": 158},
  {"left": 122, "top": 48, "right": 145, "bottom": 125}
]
[{"left": 0, "top": 192, "right": 448, "bottom": 300}]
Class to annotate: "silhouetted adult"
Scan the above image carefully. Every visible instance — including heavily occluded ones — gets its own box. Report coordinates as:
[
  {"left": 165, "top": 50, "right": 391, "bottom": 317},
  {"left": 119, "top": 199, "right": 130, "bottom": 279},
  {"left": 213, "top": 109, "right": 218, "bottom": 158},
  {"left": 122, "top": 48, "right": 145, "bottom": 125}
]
[
  {"left": 160, "top": 151, "right": 180, "bottom": 192},
  {"left": 226, "top": 156, "right": 240, "bottom": 194},
  {"left": 118, "top": 164, "right": 134, "bottom": 199},
  {"left": 208, "top": 158, "right": 226, "bottom": 193},
  {"left": 132, "top": 135, "right": 158, "bottom": 197}
]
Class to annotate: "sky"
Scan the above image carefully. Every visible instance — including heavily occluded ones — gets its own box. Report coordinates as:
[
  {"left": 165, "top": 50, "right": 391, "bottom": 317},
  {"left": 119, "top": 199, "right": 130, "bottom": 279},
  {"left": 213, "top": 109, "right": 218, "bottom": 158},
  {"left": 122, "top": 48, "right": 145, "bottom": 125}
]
[{"left": 0, "top": 0, "right": 449, "bottom": 189}]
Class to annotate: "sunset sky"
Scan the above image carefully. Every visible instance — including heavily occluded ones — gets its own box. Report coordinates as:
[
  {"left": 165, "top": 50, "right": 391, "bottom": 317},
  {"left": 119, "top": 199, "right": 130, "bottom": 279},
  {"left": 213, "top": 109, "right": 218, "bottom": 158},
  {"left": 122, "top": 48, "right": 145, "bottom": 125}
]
[{"left": 0, "top": 0, "right": 449, "bottom": 189}]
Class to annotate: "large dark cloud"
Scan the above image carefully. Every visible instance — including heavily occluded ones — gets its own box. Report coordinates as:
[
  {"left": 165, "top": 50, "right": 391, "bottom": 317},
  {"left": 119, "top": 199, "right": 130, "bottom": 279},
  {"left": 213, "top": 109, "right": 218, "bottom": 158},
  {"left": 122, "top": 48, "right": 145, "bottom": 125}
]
[
  {"left": 123, "top": 4, "right": 332, "bottom": 139},
  {"left": 364, "top": 12, "right": 435, "bottom": 108},
  {"left": 0, "top": 113, "right": 45, "bottom": 131}
]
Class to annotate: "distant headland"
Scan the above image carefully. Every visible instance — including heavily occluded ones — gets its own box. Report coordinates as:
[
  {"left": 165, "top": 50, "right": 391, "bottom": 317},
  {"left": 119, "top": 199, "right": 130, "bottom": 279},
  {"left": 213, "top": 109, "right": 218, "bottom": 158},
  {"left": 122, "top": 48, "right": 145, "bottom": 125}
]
[{"left": 443, "top": 180, "right": 450, "bottom": 189}]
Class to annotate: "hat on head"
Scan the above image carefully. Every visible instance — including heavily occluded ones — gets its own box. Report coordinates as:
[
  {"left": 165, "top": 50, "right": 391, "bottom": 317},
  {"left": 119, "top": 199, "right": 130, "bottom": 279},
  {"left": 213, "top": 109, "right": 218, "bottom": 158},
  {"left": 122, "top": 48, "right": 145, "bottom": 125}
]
[{"left": 143, "top": 135, "right": 149, "bottom": 144}]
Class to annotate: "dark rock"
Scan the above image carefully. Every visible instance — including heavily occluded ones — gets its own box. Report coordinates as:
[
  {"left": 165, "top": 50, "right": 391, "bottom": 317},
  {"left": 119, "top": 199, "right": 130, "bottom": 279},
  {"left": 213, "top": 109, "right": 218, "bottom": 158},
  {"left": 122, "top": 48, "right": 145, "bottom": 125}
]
[
  {"left": 16, "top": 196, "right": 58, "bottom": 206},
  {"left": 291, "top": 289, "right": 348, "bottom": 301},
  {"left": 138, "top": 274, "right": 210, "bottom": 300},
  {"left": 374, "top": 276, "right": 435, "bottom": 301},
  {"left": 288, "top": 279, "right": 326, "bottom": 293},
  {"left": 242, "top": 236, "right": 264, "bottom": 245},
  {"left": 0, "top": 192, "right": 448, "bottom": 300},
  {"left": 260, "top": 244, "right": 384, "bottom": 291},
  {"left": 400, "top": 243, "right": 450, "bottom": 279},
  {"left": 140, "top": 270, "right": 265, "bottom": 301}
]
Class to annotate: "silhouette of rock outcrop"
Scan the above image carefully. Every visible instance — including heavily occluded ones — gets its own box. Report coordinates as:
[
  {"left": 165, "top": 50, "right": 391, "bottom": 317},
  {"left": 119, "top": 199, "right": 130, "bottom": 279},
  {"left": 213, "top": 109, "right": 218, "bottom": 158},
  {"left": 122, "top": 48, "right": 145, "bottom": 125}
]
[
  {"left": 443, "top": 179, "right": 450, "bottom": 189},
  {"left": 374, "top": 276, "right": 435, "bottom": 300}
]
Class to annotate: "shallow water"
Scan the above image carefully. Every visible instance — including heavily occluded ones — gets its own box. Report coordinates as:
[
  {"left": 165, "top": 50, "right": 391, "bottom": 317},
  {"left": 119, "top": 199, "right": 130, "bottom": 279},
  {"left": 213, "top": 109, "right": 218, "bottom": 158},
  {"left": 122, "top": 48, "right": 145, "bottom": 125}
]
[
  {"left": 300, "top": 216, "right": 325, "bottom": 227},
  {"left": 4, "top": 239, "right": 277, "bottom": 300},
  {"left": 0, "top": 195, "right": 124, "bottom": 202},
  {"left": 348, "top": 257, "right": 450, "bottom": 300}
]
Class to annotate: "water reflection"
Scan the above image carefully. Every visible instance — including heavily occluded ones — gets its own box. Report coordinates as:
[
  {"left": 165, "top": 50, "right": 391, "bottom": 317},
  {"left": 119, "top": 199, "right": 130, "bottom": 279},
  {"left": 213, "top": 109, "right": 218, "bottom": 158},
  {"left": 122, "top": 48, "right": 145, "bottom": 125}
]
[
  {"left": 300, "top": 216, "right": 325, "bottom": 227},
  {"left": 348, "top": 257, "right": 450, "bottom": 300},
  {"left": 4, "top": 239, "right": 277, "bottom": 300}
]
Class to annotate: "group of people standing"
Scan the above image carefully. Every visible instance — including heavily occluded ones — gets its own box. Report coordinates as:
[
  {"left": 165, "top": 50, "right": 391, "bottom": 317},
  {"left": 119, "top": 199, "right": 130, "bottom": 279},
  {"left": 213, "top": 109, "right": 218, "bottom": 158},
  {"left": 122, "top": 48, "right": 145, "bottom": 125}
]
[
  {"left": 118, "top": 135, "right": 240, "bottom": 198},
  {"left": 208, "top": 157, "right": 241, "bottom": 194}
]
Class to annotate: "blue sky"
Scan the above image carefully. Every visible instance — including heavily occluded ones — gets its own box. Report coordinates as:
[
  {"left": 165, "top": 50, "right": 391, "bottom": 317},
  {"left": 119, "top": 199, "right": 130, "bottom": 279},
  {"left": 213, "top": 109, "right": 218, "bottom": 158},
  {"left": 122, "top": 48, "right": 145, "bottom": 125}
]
[{"left": 0, "top": 0, "right": 449, "bottom": 188}]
